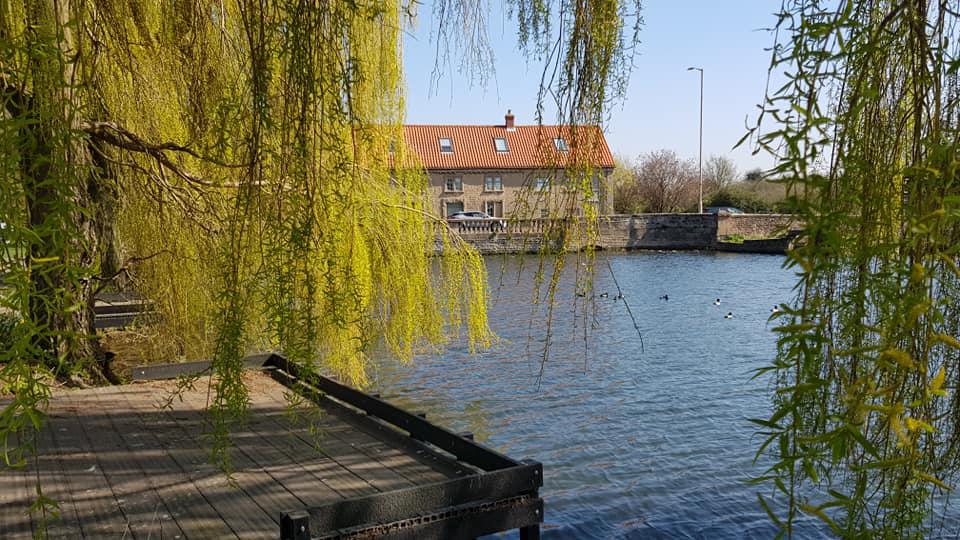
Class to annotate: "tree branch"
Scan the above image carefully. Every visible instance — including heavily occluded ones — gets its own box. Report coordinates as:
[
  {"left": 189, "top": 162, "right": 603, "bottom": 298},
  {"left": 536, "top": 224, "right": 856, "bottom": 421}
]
[
  {"left": 92, "top": 249, "right": 175, "bottom": 296},
  {"left": 81, "top": 121, "right": 218, "bottom": 187}
]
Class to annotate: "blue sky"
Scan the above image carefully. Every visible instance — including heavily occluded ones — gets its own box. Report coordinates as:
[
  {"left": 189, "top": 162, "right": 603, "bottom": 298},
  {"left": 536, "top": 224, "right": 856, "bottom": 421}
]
[{"left": 403, "top": 2, "right": 782, "bottom": 173}]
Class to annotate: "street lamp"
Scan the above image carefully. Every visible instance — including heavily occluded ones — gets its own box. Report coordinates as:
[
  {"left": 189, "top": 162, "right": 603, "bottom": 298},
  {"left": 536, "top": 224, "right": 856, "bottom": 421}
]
[{"left": 687, "top": 66, "right": 704, "bottom": 214}]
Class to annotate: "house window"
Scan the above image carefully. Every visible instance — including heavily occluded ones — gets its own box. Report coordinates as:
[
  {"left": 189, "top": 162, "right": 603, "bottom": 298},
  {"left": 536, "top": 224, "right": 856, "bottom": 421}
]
[
  {"left": 589, "top": 177, "right": 601, "bottom": 201},
  {"left": 484, "top": 176, "right": 503, "bottom": 192},
  {"left": 534, "top": 177, "right": 550, "bottom": 191},
  {"left": 554, "top": 137, "right": 568, "bottom": 152},
  {"left": 493, "top": 137, "right": 509, "bottom": 152},
  {"left": 445, "top": 176, "right": 462, "bottom": 192},
  {"left": 540, "top": 208, "right": 550, "bottom": 218},
  {"left": 439, "top": 137, "right": 454, "bottom": 153},
  {"left": 484, "top": 200, "right": 503, "bottom": 218},
  {"left": 445, "top": 201, "right": 464, "bottom": 217}
]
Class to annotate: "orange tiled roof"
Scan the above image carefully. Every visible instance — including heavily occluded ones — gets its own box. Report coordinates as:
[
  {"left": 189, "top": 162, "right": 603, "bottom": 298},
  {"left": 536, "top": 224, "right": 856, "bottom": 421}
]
[{"left": 402, "top": 124, "right": 615, "bottom": 171}]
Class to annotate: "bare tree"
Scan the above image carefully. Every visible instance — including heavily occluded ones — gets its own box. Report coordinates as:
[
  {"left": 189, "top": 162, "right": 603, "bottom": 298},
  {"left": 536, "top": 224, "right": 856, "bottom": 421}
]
[
  {"left": 634, "top": 150, "right": 698, "bottom": 213},
  {"left": 704, "top": 155, "right": 738, "bottom": 192}
]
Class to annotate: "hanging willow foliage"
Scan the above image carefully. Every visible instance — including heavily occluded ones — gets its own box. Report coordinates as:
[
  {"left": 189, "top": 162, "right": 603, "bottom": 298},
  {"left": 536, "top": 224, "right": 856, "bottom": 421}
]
[
  {"left": 751, "top": 1, "right": 960, "bottom": 537},
  {"left": 432, "top": 0, "right": 643, "bottom": 371},
  {"left": 0, "top": 0, "right": 642, "bottom": 482}
]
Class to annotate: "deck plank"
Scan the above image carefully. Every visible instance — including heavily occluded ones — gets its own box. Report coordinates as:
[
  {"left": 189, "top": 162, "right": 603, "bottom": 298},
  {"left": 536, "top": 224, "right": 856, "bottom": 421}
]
[
  {"left": 245, "top": 390, "right": 417, "bottom": 493},
  {"left": 171, "top": 384, "right": 315, "bottom": 527},
  {"left": 6, "top": 370, "right": 482, "bottom": 538},
  {"left": 0, "top": 431, "right": 34, "bottom": 539},
  {"left": 34, "top": 413, "right": 85, "bottom": 539},
  {"left": 50, "top": 392, "right": 134, "bottom": 538},
  {"left": 206, "top": 403, "right": 355, "bottom": 509},
  {"left": 259, "top": 385, "right": 462, "bottom": 485},
  {"left": 88, "top": 386, "right": 187, "bottom": 540},
  {"left": 322, "top": 411, "right": 456, "bottom": 484},
  {"left": 110, "top": 384, "right": 230, "bottom": 539},
  {"left": 143, "top": 383, "right": 281, "bottom": 540},
  {"left": 235, "top": 386, "right": 380, "bottom": 500}
]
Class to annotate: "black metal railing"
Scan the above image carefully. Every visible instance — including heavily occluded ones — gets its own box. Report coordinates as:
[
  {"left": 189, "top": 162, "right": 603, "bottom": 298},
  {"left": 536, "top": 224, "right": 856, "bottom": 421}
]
[{"left": 266, "top": 353, "right": 543, "bottom": 540}]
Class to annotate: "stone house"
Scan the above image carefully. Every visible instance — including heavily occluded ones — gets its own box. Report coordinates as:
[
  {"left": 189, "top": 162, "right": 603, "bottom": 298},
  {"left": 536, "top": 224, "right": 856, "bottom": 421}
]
[{"left": 403, "top": 112, "right": 615, "bottom": 219}]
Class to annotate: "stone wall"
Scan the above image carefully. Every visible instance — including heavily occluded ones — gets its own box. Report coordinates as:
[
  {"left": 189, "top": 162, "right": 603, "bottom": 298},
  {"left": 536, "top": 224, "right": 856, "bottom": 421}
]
[
  {"left": 598, "top": 214, "right": 717, "bottom": 250},
  {"left": 716, "top": 213, "right": 800, "bottom": 239},
  {"left": 437, "top": 213, "right": 799, "bottom": 254},
  {"left": 715, "top": 238, "right": 795, "bottom": 254}
]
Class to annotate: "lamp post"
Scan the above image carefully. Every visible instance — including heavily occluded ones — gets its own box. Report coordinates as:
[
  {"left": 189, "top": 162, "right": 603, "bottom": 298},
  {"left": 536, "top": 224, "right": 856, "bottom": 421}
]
[{"left": 687, "top": 66, "right": 704, "bottom": 214}]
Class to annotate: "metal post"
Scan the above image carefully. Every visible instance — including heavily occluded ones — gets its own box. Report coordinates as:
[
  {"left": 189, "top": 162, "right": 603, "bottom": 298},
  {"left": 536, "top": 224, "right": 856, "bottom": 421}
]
[
  {"left": 520, "top": 459, "right": 543, "bottom": 540},
  {"left": 280, "top": 511, "right": 310, "bottom": 540},
  {"left": 520, "top": 525, "right": 541, "bottom": 540},
  {"left": 688, "top": 66, "right": 704, "bottom": 213}
]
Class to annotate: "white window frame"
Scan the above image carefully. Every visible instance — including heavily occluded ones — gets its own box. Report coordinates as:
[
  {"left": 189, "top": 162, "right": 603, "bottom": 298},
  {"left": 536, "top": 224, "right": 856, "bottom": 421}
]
[
  {"left": 484, "top": 200, "right": 503, "bottom": 217},
  {"left": 484, "top": 176, "right": 503, "bottom": 192},
  {"left": 439, "top": 137, "right": 454, "bottom": 153},
  {"left": 493, "top": 137, "right": 509, "bottom": 153},
  {"left": 445, "top": 176, "right": 463, "bottom": 192},
  {"left": 553, "top": 137, "right": 569, "bottom": 152},
  {"left": 534, "top": 177, "right": 550, "bottom": 191}
]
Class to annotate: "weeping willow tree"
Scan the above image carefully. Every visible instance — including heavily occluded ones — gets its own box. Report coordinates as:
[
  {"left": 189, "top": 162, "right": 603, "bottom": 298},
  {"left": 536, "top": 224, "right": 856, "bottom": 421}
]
[
  {"left": 0, "top": 0, "right": 641, "bottom": 481},
  {"left": 752, "top": 1, "right": 960, "bottom": 537}
]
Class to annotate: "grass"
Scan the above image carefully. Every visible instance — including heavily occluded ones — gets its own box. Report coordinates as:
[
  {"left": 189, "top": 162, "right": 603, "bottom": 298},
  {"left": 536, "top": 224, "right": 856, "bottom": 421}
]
[{"left": 723, "top": 234, "right": 746, "bottom": 244}]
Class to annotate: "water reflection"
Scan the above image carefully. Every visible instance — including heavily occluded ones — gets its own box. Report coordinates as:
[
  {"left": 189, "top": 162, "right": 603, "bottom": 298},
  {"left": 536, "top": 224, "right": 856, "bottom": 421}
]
[{"left": 370, "top": 252, "right": 820, "bottom": 539}]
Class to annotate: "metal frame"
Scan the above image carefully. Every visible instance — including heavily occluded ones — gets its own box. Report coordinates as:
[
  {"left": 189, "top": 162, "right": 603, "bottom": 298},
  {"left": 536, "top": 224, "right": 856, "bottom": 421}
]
[
  {"left": 131, "top": 353, "right": 544, "bottom": 540},
  {"left": 93, "top": 300, "right": 156, "bottom": 329},
  {"left": 266, "top": 354, "right": 543, "bottom": 540},
  {"left": 131, "top": 353, "right": 274, "bottom": 381},
  {"left": 267, "top": 354, "right": 519, "bottom": 471}
]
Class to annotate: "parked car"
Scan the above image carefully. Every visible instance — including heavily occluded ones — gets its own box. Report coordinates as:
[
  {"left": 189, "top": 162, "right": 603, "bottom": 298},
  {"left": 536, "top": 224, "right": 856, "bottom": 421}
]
[
  {"left": 705, "top": 206, "right": 744, "bottom": 215},
  {"left": 446, "top": 211, "right": 507, "bottom": 230}
]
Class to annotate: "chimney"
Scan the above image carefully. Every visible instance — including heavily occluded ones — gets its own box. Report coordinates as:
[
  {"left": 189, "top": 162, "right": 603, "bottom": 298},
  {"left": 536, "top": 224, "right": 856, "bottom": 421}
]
[{"left": 505, "top": 109, "right": 515, "bottom": 131}]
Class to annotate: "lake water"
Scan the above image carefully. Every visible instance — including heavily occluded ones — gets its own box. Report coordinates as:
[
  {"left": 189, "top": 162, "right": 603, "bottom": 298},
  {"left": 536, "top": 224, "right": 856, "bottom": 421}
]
[{"left": 364, "top": 252, "right": 947, "bottom": 539}]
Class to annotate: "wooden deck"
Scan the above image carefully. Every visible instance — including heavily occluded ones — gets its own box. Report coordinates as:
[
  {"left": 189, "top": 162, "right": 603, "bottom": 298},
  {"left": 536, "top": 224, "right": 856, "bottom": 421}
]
[{"left": 0, "top": 371, "right": 473, "bottom": 539}]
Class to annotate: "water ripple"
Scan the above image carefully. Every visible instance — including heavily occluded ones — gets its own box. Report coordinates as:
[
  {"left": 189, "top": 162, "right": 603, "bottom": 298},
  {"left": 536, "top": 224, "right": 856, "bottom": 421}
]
[{"left": 370, "top": 252, "right": 841, "bottom": 538}]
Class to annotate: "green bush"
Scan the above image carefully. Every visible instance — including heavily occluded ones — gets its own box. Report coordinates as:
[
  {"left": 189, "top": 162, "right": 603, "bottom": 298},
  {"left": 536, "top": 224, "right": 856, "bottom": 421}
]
[
  {"left": 724, "top": 234, "right": 745, "bottom": 244},
  {"left": 707, "top": 188, "right": 767, "bottom": 213},
  {"left": 707, "top": 181, "right": 792, "bottom": 214}
]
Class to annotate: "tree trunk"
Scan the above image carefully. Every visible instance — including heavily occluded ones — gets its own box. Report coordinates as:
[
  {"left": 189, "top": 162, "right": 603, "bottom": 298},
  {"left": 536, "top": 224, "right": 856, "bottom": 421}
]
[
  {"left": 20, "top": 115, "right": 109, "bottom": 381},
  {"left": 17, "top": 0, "right": 111, "bottom": 382}
]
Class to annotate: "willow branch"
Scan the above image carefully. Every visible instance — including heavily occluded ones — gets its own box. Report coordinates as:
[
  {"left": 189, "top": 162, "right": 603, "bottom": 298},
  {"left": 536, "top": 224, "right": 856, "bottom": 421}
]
[
  {"left": 92, "top": 249, "right": 176, "bottom": 295},
  {"left": 0, "top": 70, "right": 30, "bottom": 117},
  {"left": 81, "top": 121, "right": 218, "bottom": 187}
]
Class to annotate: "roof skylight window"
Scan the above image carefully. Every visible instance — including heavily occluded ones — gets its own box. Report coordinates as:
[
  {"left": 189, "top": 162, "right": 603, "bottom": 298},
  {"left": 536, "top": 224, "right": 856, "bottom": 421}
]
[
  {"left": 554, "top": 137, "right": 569, "bottom": 152},
  {"left": 493, "top": 137, "right": 509, "bottom": 152},
  {"left": 439, "top": 137, "right": 454, "bottom": 153}
]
